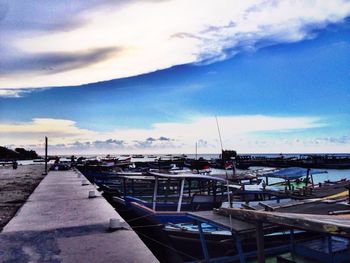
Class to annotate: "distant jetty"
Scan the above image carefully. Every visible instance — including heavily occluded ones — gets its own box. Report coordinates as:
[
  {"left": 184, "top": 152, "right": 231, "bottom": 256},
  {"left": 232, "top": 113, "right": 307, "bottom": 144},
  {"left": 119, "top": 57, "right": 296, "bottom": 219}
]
[{"left": 235, "top": 153, "right": 350, "bottom": 169}]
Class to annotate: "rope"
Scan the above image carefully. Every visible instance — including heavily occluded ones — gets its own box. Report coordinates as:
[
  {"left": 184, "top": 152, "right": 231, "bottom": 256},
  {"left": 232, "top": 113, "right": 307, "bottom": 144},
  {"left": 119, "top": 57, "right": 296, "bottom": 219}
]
[
  {"left": 132, "top": 223, "right": 164, "bottom": 229},
  {"left": 132, "top": 228, "right": 201, "bottom": 261},
  {"left": 122, "top": 211, "right": 202, "bottom": 260},
  {"left": 125, "top": 212, "right": 154, "bottom": 223}
]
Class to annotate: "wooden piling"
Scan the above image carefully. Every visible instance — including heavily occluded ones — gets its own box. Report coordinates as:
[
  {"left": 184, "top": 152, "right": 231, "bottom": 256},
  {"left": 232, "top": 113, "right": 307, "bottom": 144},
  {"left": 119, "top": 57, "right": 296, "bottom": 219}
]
[{"left": 256, "top": 222, "right": 265, "bottom": 263}]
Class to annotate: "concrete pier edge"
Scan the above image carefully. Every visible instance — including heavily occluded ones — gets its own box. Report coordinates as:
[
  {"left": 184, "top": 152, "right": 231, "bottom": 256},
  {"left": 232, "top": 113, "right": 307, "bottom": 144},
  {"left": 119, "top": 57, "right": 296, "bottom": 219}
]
[{"left": 0, "top": 168, "right": 158, "bottom": 263}]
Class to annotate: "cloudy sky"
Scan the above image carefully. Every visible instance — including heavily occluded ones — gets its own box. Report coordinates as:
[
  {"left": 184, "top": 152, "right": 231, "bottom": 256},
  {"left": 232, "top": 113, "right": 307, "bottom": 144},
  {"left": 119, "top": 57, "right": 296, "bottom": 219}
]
[{"left": 0, "top": 0, "right": 350, "bottom": 154}]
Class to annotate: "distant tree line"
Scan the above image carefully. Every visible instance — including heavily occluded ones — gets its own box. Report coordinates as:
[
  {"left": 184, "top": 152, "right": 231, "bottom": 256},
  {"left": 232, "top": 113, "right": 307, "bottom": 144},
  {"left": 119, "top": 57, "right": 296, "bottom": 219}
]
[{"left": 0, "top": 146, "right": 39, "bottom": 160}]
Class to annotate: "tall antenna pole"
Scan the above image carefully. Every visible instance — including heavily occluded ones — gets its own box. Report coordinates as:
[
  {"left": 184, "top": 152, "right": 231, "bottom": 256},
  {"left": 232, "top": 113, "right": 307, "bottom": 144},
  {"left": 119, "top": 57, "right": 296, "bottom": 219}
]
[
  {"left": 214, "top": 116, "right": 232, "bottom": 212},
  {"left": 215, "top": 116, "right": 224, "bottom": 152}
]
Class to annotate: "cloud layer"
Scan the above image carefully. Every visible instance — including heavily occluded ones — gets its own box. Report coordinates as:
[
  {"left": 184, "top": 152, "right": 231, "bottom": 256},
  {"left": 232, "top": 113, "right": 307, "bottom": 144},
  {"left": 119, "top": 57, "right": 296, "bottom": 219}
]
[
  {"left": 2, "top": 115, "right": 347, "bottom": 154},
  {"left": 1, "top": 0, "right": 350, "bottom": 95}
]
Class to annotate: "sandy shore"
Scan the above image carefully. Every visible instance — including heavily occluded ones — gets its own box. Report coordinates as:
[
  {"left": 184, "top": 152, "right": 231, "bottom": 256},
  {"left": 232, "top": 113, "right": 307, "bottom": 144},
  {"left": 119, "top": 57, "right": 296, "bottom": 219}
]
[{"left": 0, "top": 165, "right": 45, "bottom": 231}]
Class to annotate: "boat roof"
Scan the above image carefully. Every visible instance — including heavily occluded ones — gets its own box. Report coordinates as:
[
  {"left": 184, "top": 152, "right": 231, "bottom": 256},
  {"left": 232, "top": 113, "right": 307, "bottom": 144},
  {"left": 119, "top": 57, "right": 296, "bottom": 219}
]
[{"left": 147, "top": 171, "right": 227, "bottom": 182}]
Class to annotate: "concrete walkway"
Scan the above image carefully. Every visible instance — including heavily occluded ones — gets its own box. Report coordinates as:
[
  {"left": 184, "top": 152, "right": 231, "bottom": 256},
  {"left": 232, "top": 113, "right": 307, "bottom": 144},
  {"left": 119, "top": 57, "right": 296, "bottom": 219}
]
[{"left": 0, "top": 169, "right": 158, "bottom": 263}]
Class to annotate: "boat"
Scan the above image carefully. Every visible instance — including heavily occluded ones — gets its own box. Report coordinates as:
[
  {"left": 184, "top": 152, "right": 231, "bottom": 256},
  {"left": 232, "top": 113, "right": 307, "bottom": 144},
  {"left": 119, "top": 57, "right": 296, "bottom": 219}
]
[
  {"left": 132, "top": 154, "right": 145, "bottom": 158},
  {"left": 112, "top": 171, "right": 229, "bottom": 224},
  {"left": 184, "top": 157, "right": 210, "bottom": 171}
]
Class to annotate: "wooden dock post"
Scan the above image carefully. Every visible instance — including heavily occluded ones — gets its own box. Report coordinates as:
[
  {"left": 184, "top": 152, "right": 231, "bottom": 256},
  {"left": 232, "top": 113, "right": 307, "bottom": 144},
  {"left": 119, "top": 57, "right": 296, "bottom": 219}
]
[
  {"left": 256, "top": 222, "right": 265, "bottom": 263},
  {"left": 290, "top": 229, "right": 295, "bottom": 255}
]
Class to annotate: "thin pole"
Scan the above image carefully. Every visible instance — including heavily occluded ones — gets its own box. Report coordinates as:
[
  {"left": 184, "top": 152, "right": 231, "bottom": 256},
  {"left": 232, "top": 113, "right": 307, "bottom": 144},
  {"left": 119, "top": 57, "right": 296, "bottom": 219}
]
[
  {"left": 233, "top": 233, "right": 246, "bottom": 263},
  {"left": 195, "top": 141, "right": 198, "bottom": 160},
  {"left": 197, "top": 221, "right": 210, "bottom": 261},
  {"left": 44, "top": 136, "right": 48, "bottom": 175},
  {"left": 215, "top": 116, "right": 233, "bottom": 234},
  {"left": 177, "top": 178, "right": 185, "bottom": 212},
  {"left": 152, "top": 176, "right": 158, "bottom": 211},
  {"left": 215, "top": 116, "right": 224, "bottom": 151}
]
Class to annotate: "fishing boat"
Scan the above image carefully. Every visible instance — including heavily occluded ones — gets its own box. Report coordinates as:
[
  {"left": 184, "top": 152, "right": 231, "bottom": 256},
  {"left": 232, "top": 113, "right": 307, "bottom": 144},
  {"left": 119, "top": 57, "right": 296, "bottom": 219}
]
[
  {"left": 110, "top": 168, "right": 291, "bottom": 224},
  {"left": 112, "top": 171, "right": 229, "bottom": 223}
]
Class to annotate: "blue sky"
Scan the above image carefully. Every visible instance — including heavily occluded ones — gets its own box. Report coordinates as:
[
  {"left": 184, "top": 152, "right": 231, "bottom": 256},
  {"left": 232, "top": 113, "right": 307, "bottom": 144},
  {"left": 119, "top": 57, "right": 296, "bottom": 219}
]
[{"left": 0, "top": 1, "right": 350, "bottom": 154}]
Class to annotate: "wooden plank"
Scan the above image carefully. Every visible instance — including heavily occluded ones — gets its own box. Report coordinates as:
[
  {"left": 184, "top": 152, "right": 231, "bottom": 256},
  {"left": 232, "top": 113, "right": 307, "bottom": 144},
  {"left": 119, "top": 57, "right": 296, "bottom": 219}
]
[
  {"left": 270, "top": 199, "right": 318, "bottom": 210},
  {"left": 322, "top": 197, "right": 348, "bottom": 204},
  {"left": 241, "top": 203, "right": 256, "bottom": 210},
  {"left": 258, "top": 202, "right": 275, "bottom": 211},
  {"left": 329, "top": 210, "right": 350, "bottom": 215},
  {"left": 217, "top": 208, "right": 350, "bottom": 237}
]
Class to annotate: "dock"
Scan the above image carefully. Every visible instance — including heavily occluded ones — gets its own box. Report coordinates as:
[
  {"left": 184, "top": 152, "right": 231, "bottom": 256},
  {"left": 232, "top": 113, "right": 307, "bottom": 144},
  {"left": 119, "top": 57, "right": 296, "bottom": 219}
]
[
  {"left": 186, "top": 207, "right": 350, "bottom": 263},
  {"left": 0, "top": 169, "right": 158, "bottom": 262}
]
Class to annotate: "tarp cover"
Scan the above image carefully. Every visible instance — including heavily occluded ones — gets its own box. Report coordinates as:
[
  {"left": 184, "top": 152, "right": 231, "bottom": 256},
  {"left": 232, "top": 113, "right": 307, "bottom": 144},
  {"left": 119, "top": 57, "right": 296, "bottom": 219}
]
[{"left": 264, "top": 167, "right": 327, "bottom": 180}]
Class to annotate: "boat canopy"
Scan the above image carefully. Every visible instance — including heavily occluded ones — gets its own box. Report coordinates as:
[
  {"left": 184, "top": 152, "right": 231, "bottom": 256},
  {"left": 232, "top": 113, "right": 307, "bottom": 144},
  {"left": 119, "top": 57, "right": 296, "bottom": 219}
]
[
  {"left": 263, "top": 167, "right": 327, "bottom": 180},
  {"left": 147, "top": 171, "right": 227, "bottom": 182}
]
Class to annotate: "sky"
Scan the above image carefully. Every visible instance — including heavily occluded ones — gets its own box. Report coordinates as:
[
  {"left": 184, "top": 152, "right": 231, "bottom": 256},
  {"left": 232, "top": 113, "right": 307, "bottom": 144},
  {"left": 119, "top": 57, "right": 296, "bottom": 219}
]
[{"left": 0, "top": 0, "right": 350, "bottom": 155}]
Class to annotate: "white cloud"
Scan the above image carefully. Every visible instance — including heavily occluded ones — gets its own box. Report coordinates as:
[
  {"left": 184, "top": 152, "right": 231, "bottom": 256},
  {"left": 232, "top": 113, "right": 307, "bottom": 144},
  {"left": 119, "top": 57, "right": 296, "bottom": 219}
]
[
  {"left": 0, "top": 89, "right": 26, "bottom": 98},
  {"left": 243, "top": 135, "right": 350, "bottom": 153},
  {"left": 1, "top": 0, "right": 350, "bottom": 92},
  {"left": 0, "top": 118, "right": 96, "bottom": 145},
  {"left": 0, "top": 115, "right": 337, "bottom": 154}
]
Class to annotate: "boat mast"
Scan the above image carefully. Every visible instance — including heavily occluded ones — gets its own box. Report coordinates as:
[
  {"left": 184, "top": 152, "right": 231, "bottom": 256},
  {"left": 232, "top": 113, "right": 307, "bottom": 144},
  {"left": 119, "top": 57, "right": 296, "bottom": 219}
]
[
  {"left": 215, "top": 116, "right": 224, "bottom": 152},
  {"left": 215, "top": 116, "right": 232, "bottom": 209},
  {"left": 195, "top": 141, "right": 198, "bottom": 160}
]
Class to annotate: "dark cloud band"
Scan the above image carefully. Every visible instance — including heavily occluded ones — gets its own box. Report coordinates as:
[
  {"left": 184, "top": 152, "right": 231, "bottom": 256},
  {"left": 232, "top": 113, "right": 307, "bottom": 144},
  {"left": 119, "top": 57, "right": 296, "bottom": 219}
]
[{"left": 0, "top": 47, "right": 121, "bottom": 75}]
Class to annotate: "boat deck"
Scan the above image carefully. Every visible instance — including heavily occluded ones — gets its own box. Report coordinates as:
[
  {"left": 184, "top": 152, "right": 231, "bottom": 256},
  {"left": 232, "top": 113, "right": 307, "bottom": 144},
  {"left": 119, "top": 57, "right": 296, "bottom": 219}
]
[{"left": 187, "top": 210, "right": 257, "bottom": 234}]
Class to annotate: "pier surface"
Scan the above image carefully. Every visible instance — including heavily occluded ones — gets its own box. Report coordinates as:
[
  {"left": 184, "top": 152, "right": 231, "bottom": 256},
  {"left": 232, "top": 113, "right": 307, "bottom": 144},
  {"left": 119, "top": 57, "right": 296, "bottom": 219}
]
[{"left": 0, "top": 169, "right": 158, "bottom": 263}]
